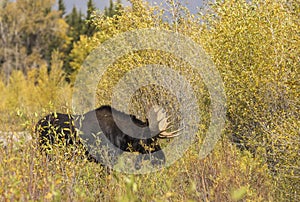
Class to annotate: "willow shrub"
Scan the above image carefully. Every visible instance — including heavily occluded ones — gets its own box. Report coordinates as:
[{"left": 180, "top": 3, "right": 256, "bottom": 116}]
[
  {"left": 0, "top": 51, "right": 72, "bottom": 130},
  {"left": 197, "top": 0, "right": 299, "bottom": 200}
]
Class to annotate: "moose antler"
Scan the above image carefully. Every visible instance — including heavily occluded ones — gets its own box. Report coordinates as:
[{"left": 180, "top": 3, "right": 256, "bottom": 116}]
[{"left": 148, "top": 106, "right": 181, "bottom": 138}]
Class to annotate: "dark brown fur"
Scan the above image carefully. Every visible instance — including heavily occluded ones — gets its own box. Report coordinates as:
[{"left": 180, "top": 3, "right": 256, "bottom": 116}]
[{"left": 36, "top": 105, "right": 165, "bottom": 169}]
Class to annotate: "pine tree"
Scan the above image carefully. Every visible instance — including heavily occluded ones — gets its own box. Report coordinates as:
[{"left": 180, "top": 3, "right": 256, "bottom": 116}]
[
  {"left": 58, "top": 0, "right": 66, "bottom": 17},
  {"left": 104, "top": 0, "right": 123, "bottom": 17},
  {"left": 108, "top": 0, "right": 114, "bottom": 16},
  {"left": 87, "top": 0, "right": 96, "bottom": 21},
  {"left": 66, "top": 6, "right": 78, "bottom": 30},
  {"left": 63, "top": 6, "right": 86, "bottom": 75},
  {"left": 85, "top": 0, "right": 97, "bottom": 36}
]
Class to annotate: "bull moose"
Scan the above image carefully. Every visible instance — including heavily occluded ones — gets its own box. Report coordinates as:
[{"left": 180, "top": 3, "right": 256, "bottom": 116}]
[{"left": 36, "top": 105, "right": 180, "bottom": 169}]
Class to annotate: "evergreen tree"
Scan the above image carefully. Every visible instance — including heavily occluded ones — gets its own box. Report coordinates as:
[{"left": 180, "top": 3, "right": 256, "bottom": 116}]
[
  {"left": 87, "top": 0, "right": 96, "bottom": 20},
  {"left": 64, "top": 6, "right": 85, "bottom": 75},
  {"left": 66, "top": 6, "right": 86, "bottom": 47},
  {"left": 104, "top": 0, "right": 123, "bottom": 17},
  {"left": 85, "top": 0, "right": 97, "bottom": 36},
  {"left": 58, "top": 0, "right": 66, "bottom": 17},
  {"left": 108, "top": 0, "right": 114, "bottom": 16},
  {"left": 63, "top": 0, "right": 123, "bottom": 75},
  {"left": 66, "top": 6, "right": 85, "bottom": 41}
]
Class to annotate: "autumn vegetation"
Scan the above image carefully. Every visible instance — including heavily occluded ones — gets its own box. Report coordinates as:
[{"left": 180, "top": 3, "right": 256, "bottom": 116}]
[{"left": 0, "top": 0, "right": 299, "bottom": 201}]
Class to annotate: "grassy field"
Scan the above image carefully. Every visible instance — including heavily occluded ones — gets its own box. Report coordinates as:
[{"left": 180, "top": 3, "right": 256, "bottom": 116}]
[{"left": 0, "top": 129, "right": 274, "bottom": 201}]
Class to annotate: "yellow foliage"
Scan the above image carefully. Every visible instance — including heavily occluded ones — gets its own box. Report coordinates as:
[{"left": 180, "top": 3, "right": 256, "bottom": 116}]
[
  {"left": 0, "top": 0, "right": 298, "bottom": 201},
  {"left": 0, "top": 51, "right": 71, "bottom": 129},
  {"left": 197, "top": 0, "right": 299, "bottom": 200}
]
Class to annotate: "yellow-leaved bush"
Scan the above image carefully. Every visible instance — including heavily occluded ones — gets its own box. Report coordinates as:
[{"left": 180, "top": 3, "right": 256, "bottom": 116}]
[
  {"left": 0, "top": 51, "right": 72, "bottom": 130},
  {"left": 197, "top": 0, "right": 299, "bottom": 200}
]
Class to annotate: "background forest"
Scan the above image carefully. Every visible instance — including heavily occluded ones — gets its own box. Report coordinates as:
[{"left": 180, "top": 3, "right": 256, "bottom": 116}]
[{"left": 0, "top": 0, "right": 299, "bottom": 201}]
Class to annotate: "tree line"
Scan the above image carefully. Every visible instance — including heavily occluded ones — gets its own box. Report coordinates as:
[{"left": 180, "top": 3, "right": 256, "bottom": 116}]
[{"left": 0, "top": 0, "right": 122, "bottom": 82}]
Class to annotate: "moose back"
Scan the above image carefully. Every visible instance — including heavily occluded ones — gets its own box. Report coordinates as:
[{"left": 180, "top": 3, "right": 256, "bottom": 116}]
[{"left": 36, "top": 105, "right": 179, "bottom": 169}]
